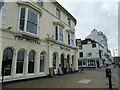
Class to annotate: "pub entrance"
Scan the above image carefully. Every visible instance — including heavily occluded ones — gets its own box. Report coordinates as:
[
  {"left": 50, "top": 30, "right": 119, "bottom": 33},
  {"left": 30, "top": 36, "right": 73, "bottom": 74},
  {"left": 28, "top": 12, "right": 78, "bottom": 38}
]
[{"left": 60, "top": 54, "right": 65, "bottom": 74}]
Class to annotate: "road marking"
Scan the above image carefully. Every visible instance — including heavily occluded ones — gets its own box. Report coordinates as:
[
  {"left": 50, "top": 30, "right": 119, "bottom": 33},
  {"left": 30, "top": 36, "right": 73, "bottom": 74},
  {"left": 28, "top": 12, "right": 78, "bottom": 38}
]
[{"left": 78, "top": 79, "right": 92, "bottom": 84}]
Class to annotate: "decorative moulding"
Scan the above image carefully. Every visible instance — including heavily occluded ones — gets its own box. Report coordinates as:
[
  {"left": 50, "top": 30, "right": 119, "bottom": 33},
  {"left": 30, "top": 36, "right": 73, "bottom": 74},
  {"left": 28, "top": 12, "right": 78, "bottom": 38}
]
[
  {"left": 66, "top": 29, "right": 75, "bottom": 34},
  {"left": 53, "top": 21, "right": 65, "bottom": 28},
  {"left": 17, "top": 1, "right": 43, "bottom": 16}
]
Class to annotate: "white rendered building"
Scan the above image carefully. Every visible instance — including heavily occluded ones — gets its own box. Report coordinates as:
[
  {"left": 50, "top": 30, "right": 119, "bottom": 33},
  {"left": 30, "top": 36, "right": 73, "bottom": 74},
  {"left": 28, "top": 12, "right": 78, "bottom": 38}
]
[{"left": 78, "top": 29, "right": 113, "bottom": 68}]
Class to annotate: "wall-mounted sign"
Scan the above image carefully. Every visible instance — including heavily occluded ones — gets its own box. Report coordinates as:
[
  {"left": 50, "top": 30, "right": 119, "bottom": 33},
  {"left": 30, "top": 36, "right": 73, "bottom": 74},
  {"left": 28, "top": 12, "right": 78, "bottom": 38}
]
[
  {"left": 14, "top": 35, "right": 41, "bottom": 45},
  {"left": 76, "top": 39, "right": 81, "bottom": 46}
]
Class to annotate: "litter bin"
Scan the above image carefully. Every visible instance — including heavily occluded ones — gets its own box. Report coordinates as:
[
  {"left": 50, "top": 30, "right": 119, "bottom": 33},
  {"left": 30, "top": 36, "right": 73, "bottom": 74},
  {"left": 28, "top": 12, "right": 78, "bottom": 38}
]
[{"left": 106, "top": 68, "right": 111, "bottom": 78}]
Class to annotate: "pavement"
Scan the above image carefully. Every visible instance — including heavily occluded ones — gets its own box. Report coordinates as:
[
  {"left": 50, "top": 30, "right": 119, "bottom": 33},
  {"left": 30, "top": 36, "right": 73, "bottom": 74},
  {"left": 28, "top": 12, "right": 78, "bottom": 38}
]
[{"left": 3, "top": 68, "right": 113, "bottom": 89}]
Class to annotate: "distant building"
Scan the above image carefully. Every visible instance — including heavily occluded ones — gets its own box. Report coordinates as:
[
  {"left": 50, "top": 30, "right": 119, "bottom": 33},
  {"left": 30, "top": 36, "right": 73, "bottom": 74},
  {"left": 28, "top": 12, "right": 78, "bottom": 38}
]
[{"left": 77, "top": 29, "right": 113, "bottom": 68}]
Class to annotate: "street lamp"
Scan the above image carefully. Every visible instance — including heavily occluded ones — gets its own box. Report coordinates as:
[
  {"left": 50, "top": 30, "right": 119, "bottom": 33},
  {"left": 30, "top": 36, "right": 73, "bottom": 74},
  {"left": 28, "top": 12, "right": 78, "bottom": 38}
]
[
  {"left": 0, "top": 1, "right": 4, "bottom": 11},
  {"left": 113, "top": 49, "right": 117, "bottom": 63}
]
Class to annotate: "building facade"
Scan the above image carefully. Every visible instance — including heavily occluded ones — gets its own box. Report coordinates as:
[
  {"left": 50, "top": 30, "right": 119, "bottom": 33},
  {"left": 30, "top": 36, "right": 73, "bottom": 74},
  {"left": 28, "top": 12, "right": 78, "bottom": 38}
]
[
  {"left": 0, "top": 0, "right": 78, "bottom": 82},
  {"left": 78, "top": 29, "right": 112, "bottom": 68},
  {"left": 86, "top": 29, "right": 113, "bottom": 64}
]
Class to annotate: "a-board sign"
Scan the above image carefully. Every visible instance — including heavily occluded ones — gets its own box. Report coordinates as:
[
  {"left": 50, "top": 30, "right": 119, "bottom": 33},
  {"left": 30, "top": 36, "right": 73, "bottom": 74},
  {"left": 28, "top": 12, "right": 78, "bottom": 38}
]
[
  {"left": 58, "top": 67, "right": 63, "bottom": 75},
  {"left": 49, "top": 67, "right": 55, "bottom": 78}
]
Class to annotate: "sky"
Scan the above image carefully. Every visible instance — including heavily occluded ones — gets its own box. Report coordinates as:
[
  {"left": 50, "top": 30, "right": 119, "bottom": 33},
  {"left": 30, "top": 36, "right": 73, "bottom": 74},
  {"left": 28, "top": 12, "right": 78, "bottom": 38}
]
[{"left": 58, "top": 0, "right": 118, "bottom": 56}]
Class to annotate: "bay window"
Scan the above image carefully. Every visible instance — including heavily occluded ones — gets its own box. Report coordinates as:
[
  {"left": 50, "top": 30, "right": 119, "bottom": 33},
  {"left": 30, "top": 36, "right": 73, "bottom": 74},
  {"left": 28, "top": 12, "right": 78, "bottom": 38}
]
[{"left": 19, "top": 7, "right": 39, "bottom": 35}]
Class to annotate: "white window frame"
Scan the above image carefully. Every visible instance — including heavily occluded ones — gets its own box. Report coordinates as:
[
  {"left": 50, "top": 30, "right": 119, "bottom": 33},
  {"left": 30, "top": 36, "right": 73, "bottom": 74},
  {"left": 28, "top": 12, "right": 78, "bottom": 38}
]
[
  {"left": 87, "top": 60, "right": 96, "bottom": 67},
  {"left": 67, "top": 18, "right": 71, "bottom": 26},
  {"left": 68, "top": 33, "right": 74, "bottom": 46},
  {"left": 40, "top": 52, "right": 45, "bottom": 73},
  {"left": 56, "top": 8, "right": 61, "bottom": 19},
  {"left": 36, "top": 0, "right": 44, "bottom": 7},
  {"left": 55, "top": 25, "right": 64, "bottom": 42},
  {"left": 18, "top": 7, "right": 40, "bottom": 36}
]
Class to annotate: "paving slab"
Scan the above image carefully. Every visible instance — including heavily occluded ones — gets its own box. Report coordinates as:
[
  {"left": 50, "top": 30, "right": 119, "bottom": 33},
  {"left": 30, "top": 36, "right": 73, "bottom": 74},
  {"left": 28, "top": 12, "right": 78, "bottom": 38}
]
[{"left": 3, "top": 69, "right": 112, "bottom": 88}]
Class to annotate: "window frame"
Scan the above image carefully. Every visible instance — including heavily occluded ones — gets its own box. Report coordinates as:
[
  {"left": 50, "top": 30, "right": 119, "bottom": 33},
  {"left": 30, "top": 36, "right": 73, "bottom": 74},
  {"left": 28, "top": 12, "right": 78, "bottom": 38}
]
[
  {"left": 36, "top": 0, "right": 44, "bottom": 7},
  {"left": 56, "top": 8, "right": 61, "bottom": 19},
  {"left": 16, "top": 50, "right": 25, "bottom": 74},
  {"left": 18, "top": 7, "right": 40, "bottom": 36},
  {"left": 79, "top": 52, "right": 83, "bottom": 58},
  {"left": 68, "top": 33, "right": 74, "bottom": 46},
  {"left": 92, "top": 43, "right": 96, "bottom": 48},
  {"left": 88, "top": 60, "right": 95, "bottom": 66},
  {"left": 40, "top": 52, "right": 45, "bottom": 73},
  {"left": 55, "top": 25, "right": 64, "bottom": 42},
  {"left": 67, "top": 18, "right": 71, "bottom": 26}
]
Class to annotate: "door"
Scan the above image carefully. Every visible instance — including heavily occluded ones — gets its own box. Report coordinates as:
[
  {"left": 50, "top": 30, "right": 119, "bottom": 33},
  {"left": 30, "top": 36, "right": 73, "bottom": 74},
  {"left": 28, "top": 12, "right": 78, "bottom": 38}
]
[
  {"left": 97, "top": 61, "right": 100, "bottom": 68},
  {"left": 82, "top": 61, "right": 86, "bottom": 67}
]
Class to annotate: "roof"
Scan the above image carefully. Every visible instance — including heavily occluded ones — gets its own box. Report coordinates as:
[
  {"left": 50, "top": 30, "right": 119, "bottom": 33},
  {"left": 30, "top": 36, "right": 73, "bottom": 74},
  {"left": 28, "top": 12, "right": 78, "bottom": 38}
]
[
  {"left": 81, "top": 38, "right": 97, "bottom": 44},
  {"left": 53, "top": 1, "right": 77, "bottom": 25}
]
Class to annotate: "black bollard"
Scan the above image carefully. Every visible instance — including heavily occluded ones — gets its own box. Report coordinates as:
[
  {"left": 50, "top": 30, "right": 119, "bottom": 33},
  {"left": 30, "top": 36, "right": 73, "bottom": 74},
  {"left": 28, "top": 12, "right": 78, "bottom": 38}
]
[{"left": 108, "top": 73, "right": 112, "bottom": 89}]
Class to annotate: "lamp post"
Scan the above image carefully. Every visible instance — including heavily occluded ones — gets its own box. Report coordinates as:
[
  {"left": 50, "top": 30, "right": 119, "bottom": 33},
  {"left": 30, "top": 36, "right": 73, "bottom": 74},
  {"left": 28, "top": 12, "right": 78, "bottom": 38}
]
[
  {"left": 0, "top": 1, "right": 4, "bottom": 11},
  {"left": 113, "top": 49, "right": 117, "bottom": 63}
]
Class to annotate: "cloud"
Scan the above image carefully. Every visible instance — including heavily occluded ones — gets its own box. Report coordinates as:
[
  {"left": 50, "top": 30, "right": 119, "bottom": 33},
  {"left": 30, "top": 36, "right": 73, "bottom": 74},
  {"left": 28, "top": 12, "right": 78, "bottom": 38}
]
[{"left": 59, "top": 1, "right": 118, "bottom": 55}]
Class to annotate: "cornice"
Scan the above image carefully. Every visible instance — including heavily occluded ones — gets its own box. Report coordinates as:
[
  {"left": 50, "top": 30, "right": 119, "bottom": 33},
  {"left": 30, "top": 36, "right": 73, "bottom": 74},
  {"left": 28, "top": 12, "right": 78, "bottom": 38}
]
[
  {"left": 17, "top": 1, "right": 43, "bottom": 16},
  {"left": 45, "top": 38, "right": 78, "bottom": 50}
]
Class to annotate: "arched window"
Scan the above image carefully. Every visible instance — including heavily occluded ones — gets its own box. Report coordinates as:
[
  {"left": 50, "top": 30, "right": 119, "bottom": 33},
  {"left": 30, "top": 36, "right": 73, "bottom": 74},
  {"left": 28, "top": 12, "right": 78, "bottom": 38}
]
[
  {"left": 2, "top": 48, "right": 13, "bottom": 76},
  {"left": 40, "top": 52, "right": 45, "bottom": 72},
  {"left": 28, "top": 51, "right": 35, "bottom": 73},
  {"left": 16, "top": 50, "right": 24, "bottom": 74},
  {"left": 53, "top": 53, "right": 56, "bottom": 69}
]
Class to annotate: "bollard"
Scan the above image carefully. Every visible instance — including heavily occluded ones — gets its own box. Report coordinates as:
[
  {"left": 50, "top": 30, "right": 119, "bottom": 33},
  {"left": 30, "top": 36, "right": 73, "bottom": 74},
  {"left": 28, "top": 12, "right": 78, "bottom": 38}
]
[{"left": 108, "top": 73, "right": 112, "bottom": 89}]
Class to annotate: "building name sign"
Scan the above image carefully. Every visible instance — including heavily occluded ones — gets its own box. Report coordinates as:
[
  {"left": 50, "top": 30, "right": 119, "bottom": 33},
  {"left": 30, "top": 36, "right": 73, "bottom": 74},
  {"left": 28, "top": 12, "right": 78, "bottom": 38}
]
[
  {"left": 14, "top": 35, "right": 41, "bottom": 45},
  {"left": 60, "top": 46, "right": 70, "bottom": 51},
  {"left": 76, "top": 39, "right": 81, "bottom": 46}
]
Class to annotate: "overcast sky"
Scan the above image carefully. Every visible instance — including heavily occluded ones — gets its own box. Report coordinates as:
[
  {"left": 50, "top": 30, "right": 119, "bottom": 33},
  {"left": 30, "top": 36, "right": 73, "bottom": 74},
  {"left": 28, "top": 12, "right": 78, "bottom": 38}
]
[{"left": 58, "top": 0, "right": 118, "bottom": 56}]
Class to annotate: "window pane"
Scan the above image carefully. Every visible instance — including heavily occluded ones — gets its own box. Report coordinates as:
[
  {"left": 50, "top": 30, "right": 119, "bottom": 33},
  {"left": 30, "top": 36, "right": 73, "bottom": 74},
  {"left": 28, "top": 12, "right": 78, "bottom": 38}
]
[
  {"left": 40, "top": 53, "right": 45, "bottom": 72},
  {"left": 28, "top": 10, "right": 37, "bottom": 24},
  {"left": 79, "top": 52, "right": 83, "bottom": 57},
  {"left": 19, "top": 8, "right": 25, "bottom": 31},
  {"left": 55, "top": 26, "right": 58, "bottom": 40},
  {"left": 37, "top": 1, "right": 43, "bottom": 7},
  {"left": 26, "top": 9, "right": 38, "bottom": 34},
  {"left": 59, "top": 26, "right": 63, "bottom": 41},
  {"left": 68, "top": 33, "right": 70, "bottom": 45},
  {"left": 20, "top": 8, "right": 25, "bottom": 19},
  {"left": 92, "top": 43, "right": 96, "bottom": 48},
  {"left": 17, "top": 50, "right": 24, "bottom": 61},
  {"left": 28, "top": 51, "right": 35, "bottom": 73},
  {"left": 71, "top": 34, "right": 74, "bottom": 45},
  {"left": 19, "top": 19, "right": 25, "bottom": 31},
  {"left": 26, "top": 21, "right": 37, "bottom": 34},
  {"left": 16, "top": 50, "right": 24, "bottom": 73},
  {"left": 2, "top": 48, "right": 13, "bottom": 76},
  {"left": 56, "top": 8, "right": 60, "bottom": 18}
]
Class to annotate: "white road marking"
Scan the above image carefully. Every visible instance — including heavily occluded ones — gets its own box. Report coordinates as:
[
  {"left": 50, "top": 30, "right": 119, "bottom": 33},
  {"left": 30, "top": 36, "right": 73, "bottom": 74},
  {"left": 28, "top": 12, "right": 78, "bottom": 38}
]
[{"left": 78, "top": 79, "right": 92, "bottom": 84}]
